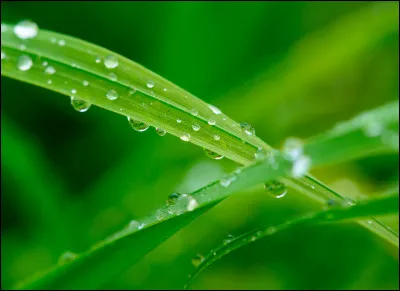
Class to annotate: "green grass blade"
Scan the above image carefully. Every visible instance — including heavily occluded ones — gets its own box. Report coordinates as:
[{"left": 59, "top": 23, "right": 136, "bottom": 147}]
[
  {"left": 15, "top": 101, "right": 398, "bottom": 290},
  {"left": 186, "top": 192, "right": 399, "bottom": 289}
]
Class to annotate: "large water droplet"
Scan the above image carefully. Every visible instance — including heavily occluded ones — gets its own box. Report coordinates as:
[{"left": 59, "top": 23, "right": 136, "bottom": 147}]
[
  {"left": 254, "top": 147, "right": 267, "bottom": 161},
  {"left": 58, "top": 251, "right": 77, "bottom": 265},
  {"left": 146, "top": 80, "right": 155, "bottom": 89},
  {"left": 240, "top": 122, "right": 255, "bottom": 136},
  {"left": 106, "top": 89, "right": 118, "bottom": 100},
  {"left": 104, "top": 55, "right": 118, "bottom": 69},
  {"left": 14, "top": 20, "right": 38, "bottom": 39},
  {"left": 204, "top": 148, "right": 223, "bottom": 160},
  {"left": 166, "top": 192, "right": 181, "bottom": 206},
  {"left": 192, "top": 123, "right": 201, "bottom": 131},
  {"left": 292, "top": 155, "right": 311, "bottom": 177},
  {"left": 283, "top": 137, "right": 303, "bottom": 161},
  {"left": 180, "top": 133, "right": 191, "bottom": 141},
  {"left": 128, "top": 116, "right": 150, "bottom": 132},
  {"left": 264, "top": 180, "right": 287, "bottom": 198},
  {"left": 71, "top": 97, "right": 91, "bottom": 112},
  {"left": 191, "top": 254, "right": 205, "bottom": 267},
  {"left": 17, "top": 55, "right": 33, "bottom": 71},
  {"left": 187, "top": 196, "right": 198, "bottom": 211},
  {"left": 45, "top": 66, "right": 56, "bottom": 75},
  {"left": 208, "top": 104, "right": 222, "bottom": 115},
  {"left": 155, "top": 128, "right": 166, "bottom": 136}
]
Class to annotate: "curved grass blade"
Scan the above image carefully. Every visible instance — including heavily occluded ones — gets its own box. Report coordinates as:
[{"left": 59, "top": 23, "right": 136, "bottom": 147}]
[
  {"left": 16, "top": 101, "right": 398, "bottom": 290},
  {"left": 186, "top": 192, "right": 400, "bottom": 289}
]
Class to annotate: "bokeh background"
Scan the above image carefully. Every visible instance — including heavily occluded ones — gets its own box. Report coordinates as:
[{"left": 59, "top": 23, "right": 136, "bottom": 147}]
[{"left": 1, "top": 1, "right": 399, "bottom": 290}]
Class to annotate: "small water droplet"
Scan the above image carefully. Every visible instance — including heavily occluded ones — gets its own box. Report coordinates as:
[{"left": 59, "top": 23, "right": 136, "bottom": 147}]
[
  {"left": 367, "top": 220, "right": 373, "bottom": 225},
  {"left": 128, "top": 220, "right": 140, "bottom": 230},
  {"left": 71, "top": 97, "right": 91, "bottom": 112},
  {"left": 191, "top": 254, "right": 204, "bottom": 267},
  {"left": 254, "top": 147, "right": 267, "bottom": 161},
  {"left": 264, "top": 180, "right": 287, "bottom": 198},
  {"left": 220, "top": 177, "right": 232, "bottom": 187},
  {"left": 283, "top": 137, "right": 303, "bottom": 161},
  {"left": 364, "top": 122, "right": 383, "bottom": 137},
  {"left": 19, "top": 44, "right": 26, "bottom": 51},
  {"left": 71, "top": 89, "right": 77, "bottom": 94},
  {"left": 106, "top": 89, "right": 118, "bottom": 100},
  {"left": 83, "top": 80, "right": 89, "bottom": 86},
  {"left": 50, "top": 37, "right": 57, "bottom": 44},
  {"left": 213, "top": 134, "right": 220, "bottom": 141},
  {"left": 240, "top": 122, "right": 255, "bottom": 136},
  {"left": 208, "top": 104, "right": 222, "bottom": 115},
  {"left": 95, "top": 57, "right": 101, "bottom": 63},
  {"left": 180, "top": 133, "right": 191, "bottom": 142},
  {"left": 208, "top": 119, "right": 216, "bottom": 126},
  {"left": 1, "top": 51, "right": 6, "bottom": 60},
  {"left": 204, "top": 148, "right": 223, "bottom": 160},
  {"left": 166, "top": 192, "right": 181, "bottom": 206},
  {"left": 103, "top": 55, "right": 118, "bottom": 69},
  {"left": 192, "top": 123, "right": 201, "bottom": 131},
  {"left": 292, "top": 156, "right": 311, "bottom": 177},
  {"left": 44, "top": 65, "right": 56, "bottom": 75},
  {"left": 163, "top": 88, "right": 167, "bottom": 92},
  {"left": 155, "top": 128, "right": 166, "bottom": 136},
  {"left": 108, "top": 72, "right": 117, "bottom": 81},
  {"left": 146, "top": 80, "right": 155, "bottom": 89},
  {"left": 138, "top": 223, "right": 145, "bottom": 230},
  {"left": 223, "top": 234, "right": 235, "bottom": 245},
  {"left": 58, "top": 39, "right": 66, "bottom": 46},
  {"left": 176, "top": 119, "right": 182, "bottom": 124},
  {"left": 58, "top": 251, "right": 77, "bottom": 265},
  {"left": 128, "top": 116, "right": 150, "bottom": 132},
  {"left": 187, "top": 196, "right": 198, "bottom": 211},
  {"left": 17, "top": 55, "right": 33, "bottom": 71},
  {"left": 129, "top": 88, "right": 136, "bottom": 95},
  {"left": 156, "top": 209, "right": 167, "bottom": 221},
  {"left": 47, "top": 79, "right": 52, "bottom": 84},
  {"left": 14, "top": 20, "right": 38, "bottom": 39},
  {"left": 190, "top": 108, "right": 198, "bottom": 116}
]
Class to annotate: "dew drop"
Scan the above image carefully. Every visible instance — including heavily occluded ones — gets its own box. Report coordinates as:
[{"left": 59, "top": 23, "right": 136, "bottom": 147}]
[
  {"left": 138, "top": 223, "right": 145, "bottom": 230},
  {"left": 254, "top": 147, "right": 267, "bottom": 161},
  {"left": 163, "top": 88, "right": 167, "bottom": 92},
  {"left": 204, "top": 148, "right": 223, "bottom": 160},
  {"left": 50, "top": 37, "right": 57, "bottom": 44},
  {"left": 19, "top": 44, "right": 26, "bottom": 51},
  {"left": 223, "top": 234, "right": 235, "bottom": 245},
  {"left": 364, "top": 122, "right": 383, "bottom": 137},
  {"left": 45, "top": 65, "right": 56, "bottom": 75},
  {"left": 191, "top": 254, "right": 205, "bottom": 267},
  {"left": 71, "top": 89, "right": 77, "bottom": 94},
  {"left": 71, "top": 96, "right": 91, "bottom": 112},
  {"left": 17, "top": 55, "right": 33, "bottom": 71},
  {"left": 146, "top": 80, "right": 155, "bottom": 89},
  {"left": 180, "top": 133, "right": 191, "bottom": 142},
  {"left": 192, "top": 123, "right": 201, "bottom": 131},
  {"left": 327, "top": 199, "right": 338, "bottom": 207},
  {"left": 58, "top": 39, "right": 66, "bottom": 46},
  {"left": 128, "top": 220, "right": 140, "bottom": 230},
  {"left": 240, "top": 122, "right": 255, "bottom": 136},
  {"left": 129, "top": 88, "right": 136, "bottom": 95},
  {"left": 208, "top": 104, "right": 222, "bottom": 115},
  {"left": 95, "top": 57, "right": 101, "bottom": 63},
  {"left": 166, "top": 192, "right": 181, "bottom": 206},
  {"left": 1, "top": 51, "right": 5, "bottom": 60},
  {"left": 190, "top": 108, "right": 198, "bottom": 116},
  {"left": 58, "top": 251, "right": 77, "bottom": 265},
  {"left": 187, "top": 196, "right": 198, "bottom": 211},
  {"left": 283, "top": 137, "right": 303, "bottom": 161},
  {"left": 155, "top": 128, "right": 166, "bottom": 136},
  {"left": 106, "top": 89, "right": 118, "bottom": 100},
  {"left": 128, "top": 116, "right": 150, "bottom": 132},
  {"left": 83, "top": 80, "right": 89, "bottom": 86},
  {"left": 220, "top": 177, "right": 232, "bottom": 188},
  {"left": 176, "top": 119, "right": 182, "bottom": 124},
  {"left": 156, "top": 209, "right": 167, "bottom": 221},
  {"left": 14, "top": 20, "right": 38, "bottom": 39},
  {"left": 108, "top": 72, "right": 117, "bottom": 81},
  {"left": 292, "top": 155, "right": 311, "bottom": 177},
  {"left": 104, "top": 55, "right": 118, "bottom": 69},
  {"left": 264, "top": 180, "right": 287, "bottom": 198},
  {"left": 213, "top": 134, "right": 220, "bottom": 141},
  {"left": 367, "top": 220, "right": 373, "bottom": 225},
  {"left": 208, "top": 119, "right": 216, "bottom": 126},
  {"left": 47, "top": 79, "right": 52, "bottom": 84}
]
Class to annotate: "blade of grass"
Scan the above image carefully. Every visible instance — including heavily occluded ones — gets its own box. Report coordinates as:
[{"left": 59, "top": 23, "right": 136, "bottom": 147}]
[
  {"left": 15, "top": 101, "right": 399, "bottom": 290},
  {"left": 186, "top": 191, "right": 399, "bottom": 289}
]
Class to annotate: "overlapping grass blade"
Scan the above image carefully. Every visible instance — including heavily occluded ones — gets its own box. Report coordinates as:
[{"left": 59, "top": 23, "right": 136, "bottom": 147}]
[{"left": 15, "top": 101, "right": 398, "bottom": 290}]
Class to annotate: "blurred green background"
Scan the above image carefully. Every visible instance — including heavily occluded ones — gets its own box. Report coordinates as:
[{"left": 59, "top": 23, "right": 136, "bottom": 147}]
[{"left": 1, "top": 1, "right": 399, "bottom": 290}]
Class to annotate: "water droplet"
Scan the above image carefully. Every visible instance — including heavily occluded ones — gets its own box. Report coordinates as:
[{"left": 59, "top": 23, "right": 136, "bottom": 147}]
[
  {"left": 192, "top": 123, "right": 201, "bottom": 131},
  {"left": 191, "top": 254, "right": 204, "bottom": 267},
  {"left": 17, "top": 55, "right": 33, "bottom": 71},
  {"left": 108, "top": 72, "right": 117, "bottom": 81},
  {"left": 220, "top": 177, "right": 232, "bottom": 187},
  {"left": 50, "top": 37, "right": 57, "bottom": 44},
  {"left": 138, "top": 223, "right": 145, "bottom": 230},
  {"left": 106, "top": 89, "right": 118, "bottom": 100},
  {"left": 128, "top": 220, "right": 140, "bottom": 230},
  {"left": 204, "top": 148, "right": 223, "bottom": 160},
  {"left": 58, "top": 251, "right": 77, "bottom": 264},
  {"left": 104, "top": 55, "right": 118, "bottom": 69},
  {"left": 71, "top": 97, "right": 91, "bottom": 112},
  {"left": 264, "top": 180, "right": 287, "bottom": 198},
  {"left": 367, "top": 220, "right": 373, "bottom": 225},
  {"left": 208, "top": 119, "right": 216, "bottom": 126},
  {"left": 240, "top": 122, "right": 255, "bottom": 136},
  {"left": 1, "top": 51, "right": 5, "bottom": 60},
  {"left": 19, "top": 44, "right": 26, "bottom": 51},
  {"left": 190, "top": 108, "right": 198, "bottom": 116},
  {"left": 213, "top": 134, "right": 220, "bottom": 141},
  {"left": 71, "top": 89, "right": 77, "bottom": 94},
  {"left": 292, "top": 155, "right": 311, "bottom": 177},
  {"left": 95, "top": 57, "right": 101, "bottom": 63},
  {"left": 47, "top": 79, "right": 52, "bottom": 84},
  {"left": 156, "top": 209, "right": 167, "bottom": 221},
  {"left": 180, "top": 133, "right": 191, "bottom": 142},
  {"left": 83, "top": 80, "right": 89, "bottom": 86},
  {"left": 223, "top": 234, "right": 235, "bottom": 245},
  {"left": 128, "top": 116, "right": 150, "bottom": 132},
  {"left": 146, "top": 80, "right": 155, "bottom": 88},
  {"left": 187, "top": 196, "right": 198, "bottom": 211},
  {"left": 283, "top": 137, "right": 303, "bottom": 161},
  {"left": 42, "top": 61, "right": 48, "bottom": 67},
  {"left": 176, "top": 119, "right": 182, "bottom": 124},
  {"left": 155, "top": 128, "right": 166, "bottom": 136},
  {"left": 58, "top": 39, "right": 65, "bottom": 46},
  {"left": 208, "top": 104, "right": 222, "bottom": 115},
  {"left": 14, "top": 20, "right": 38, "bottom": 39},
  {"left": 129, "top": 88, "right": 136, "bottom": 95},
  {"left": 166, "top": 192, "right": 181, "bottom": 206},
  {"left": 327, "top": 199, "right": 338, "bottom": 207},
  {"left": 254, "top": 147, "right": 267, "bottom": 161},
  {"left": 364, "top": 122, "right": 383, "bottom": 137},
  {"left": 163, "top": 88, "right": 167, "bottom": 92}
]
